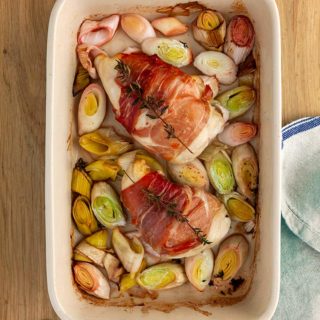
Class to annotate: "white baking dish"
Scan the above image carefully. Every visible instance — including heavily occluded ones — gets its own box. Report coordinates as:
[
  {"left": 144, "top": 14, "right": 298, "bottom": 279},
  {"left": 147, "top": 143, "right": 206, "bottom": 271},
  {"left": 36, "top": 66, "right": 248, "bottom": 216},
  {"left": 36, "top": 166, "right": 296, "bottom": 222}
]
[{"left": 46, "top": 0, "right": 281, "bottom": 319}]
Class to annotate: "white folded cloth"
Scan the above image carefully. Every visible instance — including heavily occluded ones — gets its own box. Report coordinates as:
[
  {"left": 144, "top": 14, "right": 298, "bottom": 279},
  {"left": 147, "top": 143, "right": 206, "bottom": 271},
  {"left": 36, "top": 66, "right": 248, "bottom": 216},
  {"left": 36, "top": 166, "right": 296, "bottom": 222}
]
[
  {"left": 282, "top": 116, "right": 320, "bottom": 251},
  {"left": 273, "top": 117, "right": 320, "bottom": 320}
]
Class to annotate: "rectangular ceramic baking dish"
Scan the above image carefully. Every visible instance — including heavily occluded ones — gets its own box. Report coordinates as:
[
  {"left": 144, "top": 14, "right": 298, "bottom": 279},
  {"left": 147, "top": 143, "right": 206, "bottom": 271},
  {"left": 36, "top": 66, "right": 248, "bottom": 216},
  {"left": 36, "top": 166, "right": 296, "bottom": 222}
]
[{"left": 46, "top": 0, "right": 281, "bottom": 319}]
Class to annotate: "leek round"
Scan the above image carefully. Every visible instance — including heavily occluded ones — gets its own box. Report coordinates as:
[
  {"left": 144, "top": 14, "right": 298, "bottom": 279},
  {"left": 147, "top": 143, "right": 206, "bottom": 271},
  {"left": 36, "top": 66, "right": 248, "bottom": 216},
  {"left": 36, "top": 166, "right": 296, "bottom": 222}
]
[
  {"left": 185, "top": 249, "right": 214, "bottom": 291},
  {"left": 194, "top": 51, "right": 237, "bottom": 84},
  {"left": 216, "top": 86, "right": 256, "bottom": 120},
  {"left": 168, "top": 158, "right": 209, "bottom": 190},
  {"left": 72, "top": 196, "right": 98, "bottom": 236},
  {"left": 136, "top": 263, "right": 187, "bottom": 291},
  {"left": 91, "top": 182, "right": 126, "bottom": 228},
  {"left": 213, "top": 234, "right": 249, "bottom": 285},
  {"left": 192, "top": 10, "right": 226, "bottom": 51},
  {"left": 223, "top": 192, "right": 255, "bottom": 222},
  {"left": 205, "top": 149, "right": 235, "bottom": 194},
  {"left": 73, "top": 262, "right": 110, "bottom": 299},
  {"left": 78, "top": 83, "right": 107, "bottom": 136},
  {"left": 232, "top": 143, "right": 258, "bottom": 203},
  {"left": 142, "top": 38, "right": 193, "bottom": 68},
  {"left": 218, "top": 122, "right": 257, "bottom": 147}
]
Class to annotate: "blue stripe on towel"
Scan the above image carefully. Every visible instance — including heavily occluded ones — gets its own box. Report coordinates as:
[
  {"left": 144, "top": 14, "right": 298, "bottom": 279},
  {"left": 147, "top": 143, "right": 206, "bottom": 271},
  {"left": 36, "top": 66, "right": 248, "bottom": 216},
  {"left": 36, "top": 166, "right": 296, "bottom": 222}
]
[
  {"left": 282, "top": 117, "right": 313, "bottom": 134},
  {"left": 282, "top": 117, "right": 320, "bottom": 142}
]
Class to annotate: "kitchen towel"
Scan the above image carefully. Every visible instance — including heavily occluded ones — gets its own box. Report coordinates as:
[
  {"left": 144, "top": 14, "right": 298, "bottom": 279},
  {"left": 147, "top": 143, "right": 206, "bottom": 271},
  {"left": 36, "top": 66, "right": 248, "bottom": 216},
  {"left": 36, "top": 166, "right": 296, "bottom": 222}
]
[{"left": 273, "top": 117, "right": 320, "bottom": 320}]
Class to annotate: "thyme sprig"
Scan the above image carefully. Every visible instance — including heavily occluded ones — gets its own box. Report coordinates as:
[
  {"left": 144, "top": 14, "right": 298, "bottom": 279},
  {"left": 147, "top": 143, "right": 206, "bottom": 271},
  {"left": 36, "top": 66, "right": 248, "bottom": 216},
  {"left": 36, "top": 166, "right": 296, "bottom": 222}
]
[
  {"left": 143, "top": 188, "right": 211, "bottom": 245},
  {"left": 115, "top": 59, "right": 193, "bottom": 154}
]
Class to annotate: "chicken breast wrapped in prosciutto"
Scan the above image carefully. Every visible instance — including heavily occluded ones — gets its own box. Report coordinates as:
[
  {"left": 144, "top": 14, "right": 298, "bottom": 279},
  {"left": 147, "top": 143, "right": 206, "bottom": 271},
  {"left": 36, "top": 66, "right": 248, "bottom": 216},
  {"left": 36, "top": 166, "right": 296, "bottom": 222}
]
[
  {"left": 119, "top": 153, "right": 231, "bottom": 258},
  {"left": 94, "top": 52, "right": 225, "bottom": 163}
]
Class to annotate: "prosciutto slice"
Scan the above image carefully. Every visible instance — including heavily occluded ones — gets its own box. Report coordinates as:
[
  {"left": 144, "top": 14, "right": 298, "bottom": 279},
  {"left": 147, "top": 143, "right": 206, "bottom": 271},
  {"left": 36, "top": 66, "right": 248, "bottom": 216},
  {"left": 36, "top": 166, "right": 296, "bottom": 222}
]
[
  {"left": 95, "top": 52, "right": 225, "bottom": 163},
  {"left": 121, "top": 171, "right": 231, "bottom": 258}
]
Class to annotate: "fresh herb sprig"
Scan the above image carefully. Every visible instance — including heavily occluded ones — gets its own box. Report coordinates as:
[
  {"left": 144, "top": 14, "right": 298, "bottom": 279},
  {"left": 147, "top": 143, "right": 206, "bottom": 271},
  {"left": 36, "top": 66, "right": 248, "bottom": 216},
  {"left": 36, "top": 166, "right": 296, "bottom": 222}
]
[
  {"left": 143, "top": 188, "right": 211, "bottom": 245},
  {"left": 115, "top": 59, "right": 193, "bottom": 154}
]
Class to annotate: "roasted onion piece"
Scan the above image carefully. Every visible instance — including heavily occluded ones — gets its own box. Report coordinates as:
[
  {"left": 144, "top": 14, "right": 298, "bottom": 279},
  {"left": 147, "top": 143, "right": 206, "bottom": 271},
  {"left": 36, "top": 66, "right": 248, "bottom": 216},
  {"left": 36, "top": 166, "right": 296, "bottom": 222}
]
[
  {"left": 103, "top": 253, "right": 125, "bottom": 283},
  {"left": 85, "top": 229, "right": 108, "bottom": 250},
  {"left": 73, "top": 251, "right": 92, "bottom": 263},
  {"left": 75, "top": 241, "right": 106, "bottom": 267},
  {"left": 85, "top": 159, "right": 120, "bottom": 181},
  {"left": 119, "top": 260, "right": 147, "bottom": 292},
  {"left": 112, "top": 228, "right": 144, "bottom": 276}
]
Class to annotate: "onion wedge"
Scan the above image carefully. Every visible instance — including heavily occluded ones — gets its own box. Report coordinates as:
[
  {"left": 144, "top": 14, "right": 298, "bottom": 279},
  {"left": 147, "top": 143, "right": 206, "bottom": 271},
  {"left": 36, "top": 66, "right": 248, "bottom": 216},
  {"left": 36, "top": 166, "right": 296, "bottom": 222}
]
[
  {"left": 121, "top": 14, "right": 156, "bottom": 43},
  {"left": 151, "top": 17, "right": 188, "bottom": 36},
  {"left": 75, "top": 241, "right": 106, "bottom": 267},
  {"left": 103, "top": 253, "right": 125, "bottom": 283},
  {"left": 112, "top": 228, "right": 144, "bottom": 277},
  {"left": 78, "top": 15, "right": 120, "bottom": 46}
]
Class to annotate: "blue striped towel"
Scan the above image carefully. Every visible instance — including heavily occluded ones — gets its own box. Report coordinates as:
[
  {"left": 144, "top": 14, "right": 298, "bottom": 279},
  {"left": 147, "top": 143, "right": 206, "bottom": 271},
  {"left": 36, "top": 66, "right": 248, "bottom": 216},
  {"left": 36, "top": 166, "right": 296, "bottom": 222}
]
[{"left": 272, "top": 117, "right": 320, "bottom": 320}]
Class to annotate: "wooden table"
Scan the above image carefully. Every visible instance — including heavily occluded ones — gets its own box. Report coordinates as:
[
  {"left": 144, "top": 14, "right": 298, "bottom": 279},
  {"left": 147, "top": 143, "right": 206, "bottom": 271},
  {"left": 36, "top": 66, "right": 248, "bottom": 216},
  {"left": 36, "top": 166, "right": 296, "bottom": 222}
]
[{"left": 0, "top": 0, "right": 319, "bottom": 319}]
